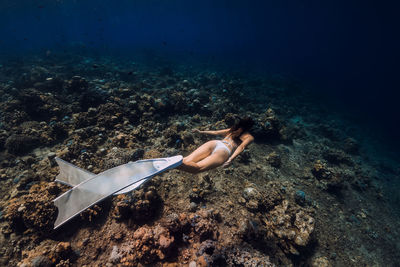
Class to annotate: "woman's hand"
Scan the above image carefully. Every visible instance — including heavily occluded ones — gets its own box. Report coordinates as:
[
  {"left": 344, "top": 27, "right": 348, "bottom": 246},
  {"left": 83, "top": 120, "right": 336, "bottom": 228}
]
[
  {"left": 222, "top": 159, "right": 232, "bottom": 168},
  {"left": 192, "top": 128, "right": 201, "bottom": 133}
]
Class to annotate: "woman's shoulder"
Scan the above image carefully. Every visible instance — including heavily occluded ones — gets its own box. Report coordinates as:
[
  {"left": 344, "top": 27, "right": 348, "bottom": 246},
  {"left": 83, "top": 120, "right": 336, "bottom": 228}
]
[
  {"left": 240, "top": 132, "right": 254, "bottom": 141},
  {"left": 218, "top": 128, "right": 231, "bottom": 137}
]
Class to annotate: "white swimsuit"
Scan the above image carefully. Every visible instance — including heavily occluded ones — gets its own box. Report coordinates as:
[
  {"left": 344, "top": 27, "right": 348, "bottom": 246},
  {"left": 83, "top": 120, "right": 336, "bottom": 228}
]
[{"left": 211, "top": 136, "right": 236, "bottom": 156}]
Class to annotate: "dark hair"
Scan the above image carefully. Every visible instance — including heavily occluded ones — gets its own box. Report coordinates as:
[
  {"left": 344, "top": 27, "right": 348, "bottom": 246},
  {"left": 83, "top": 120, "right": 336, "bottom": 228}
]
[{"left": 230, "top": 116, "right": 254, "bottom": 134}]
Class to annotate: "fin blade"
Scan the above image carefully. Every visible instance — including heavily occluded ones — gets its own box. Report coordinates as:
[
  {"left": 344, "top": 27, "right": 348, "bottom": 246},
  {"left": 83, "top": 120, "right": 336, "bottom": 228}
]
[{"left": 55, "top": 157, "right": 95, "bottom": 186}]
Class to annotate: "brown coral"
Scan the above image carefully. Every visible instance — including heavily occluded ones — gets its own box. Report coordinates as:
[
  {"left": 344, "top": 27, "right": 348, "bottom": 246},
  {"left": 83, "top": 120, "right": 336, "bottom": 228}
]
[
  {"left": 5, "top": 134, "right": 40, "bottom": 155},
  {"left": 5, "top": 182, "right": 58, "bottom": 234},
  {"left": 116, "top": 225, "right": 175, "bottom": 265},
  {"left": 112, "top": 186, "right": 161, "bottom": 223},
  {"left": 262, "top": 200, "right": 315, "bottom": 256}
]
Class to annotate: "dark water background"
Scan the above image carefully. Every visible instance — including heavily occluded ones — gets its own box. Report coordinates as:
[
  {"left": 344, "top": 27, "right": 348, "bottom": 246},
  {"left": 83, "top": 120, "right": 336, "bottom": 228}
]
[{"left": 1, "top": 0, "right": 399, "bottom": 153}]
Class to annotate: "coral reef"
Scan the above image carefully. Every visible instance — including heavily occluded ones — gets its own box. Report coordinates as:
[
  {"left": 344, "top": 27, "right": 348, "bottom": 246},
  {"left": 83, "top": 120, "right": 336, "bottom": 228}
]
[
  {"left": 17, "top": 240, "right": 77, "bottom": 267},
  {"left": 112, "top": 186, "right": 161, "bottom": 222},
  {"left": 0, "top": 55, "right": 398, "bottom": 267},
  {"left": 253, "top": 108, "right": 286, "bottom": 141},
  {"left": 5, "top": 134, "right": 40, "bottom": 155},
  {"left": 107, "top": 210, "right": 219, "bottom": 265},
  {"left": 4, "top": 182, "right": 58, "bottom": 234}
]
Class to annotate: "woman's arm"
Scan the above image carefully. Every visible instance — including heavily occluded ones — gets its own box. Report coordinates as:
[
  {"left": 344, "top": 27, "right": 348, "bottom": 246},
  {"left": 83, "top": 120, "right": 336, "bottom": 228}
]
[
  {"left": 224, "top": 134, "right": 254, "bottom": 166},
  {"left": 193, "top": 128, "right": 230, "bottom": 136}
]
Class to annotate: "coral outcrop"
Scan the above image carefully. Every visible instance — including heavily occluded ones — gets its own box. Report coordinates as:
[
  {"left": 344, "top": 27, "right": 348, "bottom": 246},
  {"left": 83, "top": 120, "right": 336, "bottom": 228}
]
[
  {"left": 4, "top": 182, "right": 58, "bottom": 234},
  {"left": 0, "top": 56, "right": 398, "bottom": 267}
]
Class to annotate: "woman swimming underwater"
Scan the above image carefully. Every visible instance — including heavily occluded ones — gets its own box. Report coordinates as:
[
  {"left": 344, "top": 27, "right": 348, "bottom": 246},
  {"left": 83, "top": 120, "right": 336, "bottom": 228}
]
[{"left": 178, "top": 117, "right": 255, "bottom": 173}]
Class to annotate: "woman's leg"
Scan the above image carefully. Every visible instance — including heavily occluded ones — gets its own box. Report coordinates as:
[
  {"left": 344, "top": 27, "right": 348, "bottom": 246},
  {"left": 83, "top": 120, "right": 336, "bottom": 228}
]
[
  {"left": 194, "top": 151, "right": 228, "bottom": 172},
  {"left": 178, "top": 141, "right": 216, "bottom": 173},
  {"left": 179, "top": 149, "right": 228, "bottom": 174},
  {"left": 183, "top": 140, "right": 216, "bottom": 163}
]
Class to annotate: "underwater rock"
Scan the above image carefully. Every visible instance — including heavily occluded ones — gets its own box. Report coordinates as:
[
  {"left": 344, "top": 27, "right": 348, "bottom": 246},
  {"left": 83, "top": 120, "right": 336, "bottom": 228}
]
[
  {"left": 17, "top": 120, "right": 61, "bottom": 147},
  {"left": 242, "top": 187, "right": 261, "bottom": 212},
  {"left": 2, "top": 98, "right": 22, "bottom": 113},
  {"left": 111, "top": 132, "right": 129, "bottom": 148},
  {"left": 17, "top": 88, "right": 48, "bottom": 119},
  {"left": 112, "top": 196, "right": 131, "bottom": 220},
  {"left": 311, "top": 160, "right": 332, "bottom": 180},
  {"left": 78, "top": 88, "right": 108, "bottom": 110},
  {"left": 49, "top": 121, "right": 68, "bottom": 141},
  {"left": 14, "top": 169, "right": 37, "bottom": 191},
  {"left": 47, "top": 152, "right": 57, "bottom": 167},
  {"left": 80, "top": 204, "right": 103, "bottom": 223},
  {"left": 14, "top": 66, "right": 49, "bottom": 88},
  {"left": 110, "top": 224, "right": 175, "bottom": 265},
  {"left": 266, "top": 151, "right": 281, "bottom": 168},
  {"left": 5, "top": 134, "right": 40, "bottom": 155},
  {"left": 162, "top": 210, "right": 219, "bottom": 246},
  {"left": 0, "top": 131, "right": 7, "bottom": 151},
  {"left": 284, "top": 123, "right": 307, "bottom": 140},
  {"left": 182, "top": 132, "right": 195, "bottom": 148},
  {"left": 241, "top": 182, "right": 283, "bottom": 212},
  {"left": 189, "top": 89, "right": 210, "bottom": 107},
  {"left": 197, "top": 239, "right": 216, "bottom": 257},
  {"left": 224, "top": 112, "right": 240, "bottom": 126},
  {"left": 109, "top": 245, "right": 122, "bottom": 263},
  {"left": 131, "top": 124, "right": 152, "bottom": 141},
  {"left": 161, "top": 213, "right": 183, "bottom": 234},
  {"left": 223, "top": 246, "right": 275, "bottom": 267},
  {"left": 252, "top": 108, "right": 285, "bottom": 141},
  {"left": 326, "top": 173, "right": 345, "bottom": 191},
  {"left": 323, "top": 148, "right": 353, "bottom": 166},
  {"left": 65, "top": 76, "right": 88, "bottom": 92},
  {"left": 131, "top": 148, "right": 145, "bottom": 161},
  {"left": 143, "top": 149, "right": 163, "bottom": 159},
  {"left": 312, "top": 160, "right": 345, "bottom": 192},
  {"left": 293, "top": 210, "right": 315, "bottom": 247},
  {"left": 294, "top": 190, "right": 306, "bottom": 206},
  {"left": 189, "top": 186, "right": 207, "bottom": 203},
  {"left": 102, "top": 147, "right": 138, "bottom": 169},
  {"left": 189, "top": 202, "right": 198, "bottom": 211},
  {"left": 238, "top": 217, "right": 266, "bottom": 242},
  {"left": 17, "top": 240, "right": 76, "bottom": 267},
  {"left": 47, "top": 182, "right": 61, "bottom": 195},
  {"left": 263, "top": 200, "right": 315, "bottom": 256},
  {"left": 31, "top": 255, "right": 52, "bottom": 267},
  {"left": 5, "top": 182, "right": 57, "bottom": 234},
  {"left": 163, "top": 124, "right": 184, "bottom": 148},
  {"left": 34, "top": 76, "right": 64, "bottom": 92},
  {"left": 20, "top": 90, "right": 63, "bottom": 120},
  {"left": 193, "top": 214, "right": 218, "bottom": 242},
  {"left": 49, "top": 242, "right": 76, "bottom": 266},
  {"left": 72, "top": 112, "right": 96, "bottom": 129},
  {"left": 132, "top": 187, "right": 161, "bottom": 221},
  {"left": 169, "top": 90, "right": 190, "bottom": 112},
  {"left": 238, "top": 149, "right": 251, "bottom": 163},
  {"left": 2, "top": 109, "right": 30, "bottom": 127},
  {"left": 112, "top": 186, "right": 161, "bottom": 222},
  {"left": 189, "top": 174, "right": 213, "bottom": 203},
  {"left": 311, "top": 256, "right": 332, "bottom": 267},
  {"left": 351, "top": 174, "right": 371, "bottom": 191},
  {"left": 96, "top": 102, "right": 124, "bottom": 129}
]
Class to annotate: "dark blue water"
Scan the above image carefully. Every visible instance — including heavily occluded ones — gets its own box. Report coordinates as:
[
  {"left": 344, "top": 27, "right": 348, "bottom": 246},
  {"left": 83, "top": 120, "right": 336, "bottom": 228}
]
[{"left": 1, "top": 0, "right": 399, "bottom": 151}]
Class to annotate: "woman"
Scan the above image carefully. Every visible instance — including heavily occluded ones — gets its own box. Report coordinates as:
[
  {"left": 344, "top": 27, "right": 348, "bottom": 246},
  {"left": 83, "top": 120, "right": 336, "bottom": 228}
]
[{"left": 178, "top": 117, "right": 255, "bottom": 173}]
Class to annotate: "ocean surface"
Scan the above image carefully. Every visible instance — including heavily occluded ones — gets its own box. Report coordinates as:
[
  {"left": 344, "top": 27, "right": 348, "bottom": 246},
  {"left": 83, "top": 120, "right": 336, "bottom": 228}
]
[{"left": 0, "top": 1, "right": 399, "bottom": 266}]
